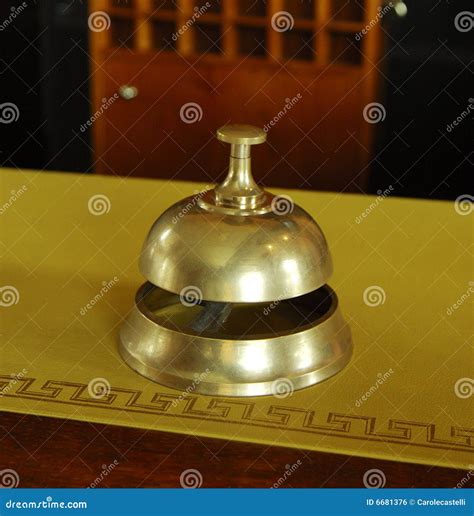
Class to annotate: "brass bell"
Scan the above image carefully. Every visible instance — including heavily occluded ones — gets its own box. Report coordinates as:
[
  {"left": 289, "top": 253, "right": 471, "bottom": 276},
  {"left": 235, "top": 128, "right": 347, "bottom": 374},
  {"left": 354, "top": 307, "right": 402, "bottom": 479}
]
[{"left": 119, "top": 124, "right": 352, "bottom": 397}]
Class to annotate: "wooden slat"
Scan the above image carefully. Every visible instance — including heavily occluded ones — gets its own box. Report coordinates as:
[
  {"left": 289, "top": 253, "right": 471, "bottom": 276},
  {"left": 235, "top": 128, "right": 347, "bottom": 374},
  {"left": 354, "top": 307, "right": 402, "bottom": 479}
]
[
  {"left": 89, "top": 0, "right": 113, "bottom": 57},
  {"left": 328, "top": 20, "right": 365, "bottom": 33},
  {"left": 315, "top": 0, "right": 331, "bottom": 65},
  {"left": 267, "top": 0, "right": 284, "bottom": 61},
  {"left": 176, "top": 0, "right": 195, "bottom": 55},
  {"left": 223, "top": 0, "right": 238, "bottom": 58},
  {"left": 135, "top": 0, "right": 153, "bottom": 51}
]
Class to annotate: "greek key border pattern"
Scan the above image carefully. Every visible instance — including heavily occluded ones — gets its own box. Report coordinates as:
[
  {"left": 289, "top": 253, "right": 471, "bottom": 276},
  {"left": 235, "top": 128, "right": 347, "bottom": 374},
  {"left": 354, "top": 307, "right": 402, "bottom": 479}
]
[{"left": 1, "top": 376, "right": 472, "bottom": 453}]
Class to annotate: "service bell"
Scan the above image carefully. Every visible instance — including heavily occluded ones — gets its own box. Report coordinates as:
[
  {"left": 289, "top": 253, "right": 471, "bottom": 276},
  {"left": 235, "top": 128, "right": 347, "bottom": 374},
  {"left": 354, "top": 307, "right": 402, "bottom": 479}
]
[{"left": 119, "top": 124, "right": 352, "bottom": 397}]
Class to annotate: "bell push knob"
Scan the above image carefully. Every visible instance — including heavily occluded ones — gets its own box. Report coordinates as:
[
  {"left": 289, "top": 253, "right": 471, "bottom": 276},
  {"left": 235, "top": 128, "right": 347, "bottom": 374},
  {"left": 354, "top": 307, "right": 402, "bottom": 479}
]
[{"left": 215, "top": 124, "right": 266, "bottom": 209}]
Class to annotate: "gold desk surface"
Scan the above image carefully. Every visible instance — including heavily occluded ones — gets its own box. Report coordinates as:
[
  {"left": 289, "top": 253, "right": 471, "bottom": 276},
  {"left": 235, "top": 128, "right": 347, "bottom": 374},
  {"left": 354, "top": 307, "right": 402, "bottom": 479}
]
[{"left": 0, "top": 168, "right": 472, "bottom": 469}]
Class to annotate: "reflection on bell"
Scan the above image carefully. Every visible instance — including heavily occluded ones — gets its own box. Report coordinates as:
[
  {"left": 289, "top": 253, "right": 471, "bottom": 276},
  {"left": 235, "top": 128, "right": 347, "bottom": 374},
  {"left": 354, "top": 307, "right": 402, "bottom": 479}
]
[{"left": 119, "top": 124, "right": 353, "bottom": 397}]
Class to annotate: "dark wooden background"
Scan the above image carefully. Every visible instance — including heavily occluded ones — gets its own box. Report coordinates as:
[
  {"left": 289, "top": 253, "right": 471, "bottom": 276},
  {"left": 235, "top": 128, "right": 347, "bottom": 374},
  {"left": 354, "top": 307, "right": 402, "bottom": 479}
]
[{"left": 1, "top": 412, "right": 470, "bottom": 488}]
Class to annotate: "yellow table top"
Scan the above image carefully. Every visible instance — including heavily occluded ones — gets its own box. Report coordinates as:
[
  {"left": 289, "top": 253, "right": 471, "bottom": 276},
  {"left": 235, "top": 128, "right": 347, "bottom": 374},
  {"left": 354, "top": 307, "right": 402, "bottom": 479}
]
[{"left": 0, "top": 168, "right": 472, "bottom": 470}]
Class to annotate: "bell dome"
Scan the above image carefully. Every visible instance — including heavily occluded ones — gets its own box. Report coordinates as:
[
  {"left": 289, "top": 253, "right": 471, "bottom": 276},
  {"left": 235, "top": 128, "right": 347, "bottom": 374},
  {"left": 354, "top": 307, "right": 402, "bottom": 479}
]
[{"left": 139, "top": 125, "right": 332, "bottom": 303}]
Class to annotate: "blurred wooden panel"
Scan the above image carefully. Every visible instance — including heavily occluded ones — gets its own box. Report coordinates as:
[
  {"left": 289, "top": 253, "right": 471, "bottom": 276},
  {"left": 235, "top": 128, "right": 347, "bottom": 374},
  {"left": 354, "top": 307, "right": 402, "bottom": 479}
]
[
  {"left": 94, "top": 51, "right": 370, "bottom": 191},
  {"left": 90, "top": 0, "right": 383, "bottom": 192}
]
